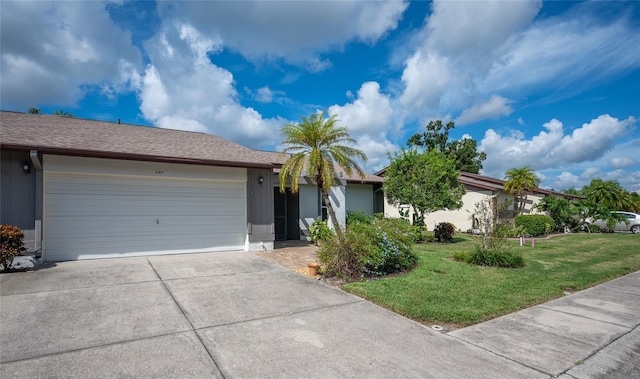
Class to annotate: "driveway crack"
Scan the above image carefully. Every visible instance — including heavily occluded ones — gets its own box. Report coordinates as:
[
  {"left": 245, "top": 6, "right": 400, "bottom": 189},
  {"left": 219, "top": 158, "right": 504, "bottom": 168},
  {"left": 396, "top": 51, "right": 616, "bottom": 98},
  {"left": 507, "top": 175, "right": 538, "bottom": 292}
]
[{"left": 146, "top": 257, "right": 226, "bottom": 378}]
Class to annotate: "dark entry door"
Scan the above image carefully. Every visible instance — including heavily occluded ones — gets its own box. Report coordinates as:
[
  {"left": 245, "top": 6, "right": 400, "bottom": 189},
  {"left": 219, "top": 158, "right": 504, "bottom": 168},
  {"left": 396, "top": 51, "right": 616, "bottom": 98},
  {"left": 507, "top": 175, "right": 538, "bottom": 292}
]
[{"left": 274, "top": 188, "right": 299, "bottom": 240}]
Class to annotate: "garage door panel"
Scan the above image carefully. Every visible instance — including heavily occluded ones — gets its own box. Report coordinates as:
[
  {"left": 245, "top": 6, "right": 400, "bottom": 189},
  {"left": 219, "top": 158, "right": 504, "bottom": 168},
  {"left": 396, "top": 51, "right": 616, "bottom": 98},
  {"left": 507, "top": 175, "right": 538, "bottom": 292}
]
[
  {"left": 44, "top": 171, "right": 247, "bottom": 261},
  {"left": 44, "top": 216, "right": 245, "bottom": 238},
  {"left": 46, "top": 176, "right": 241, "bottom": 195},
  {"left": 45, "top": 196, "right": 240, "bottom": 217}
]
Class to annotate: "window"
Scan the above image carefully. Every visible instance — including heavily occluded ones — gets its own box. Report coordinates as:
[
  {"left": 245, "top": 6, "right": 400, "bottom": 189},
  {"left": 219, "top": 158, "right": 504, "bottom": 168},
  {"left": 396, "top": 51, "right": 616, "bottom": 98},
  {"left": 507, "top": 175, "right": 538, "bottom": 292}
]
[{"left": 321, "top": 195, "right": 328, "bottom": 221}]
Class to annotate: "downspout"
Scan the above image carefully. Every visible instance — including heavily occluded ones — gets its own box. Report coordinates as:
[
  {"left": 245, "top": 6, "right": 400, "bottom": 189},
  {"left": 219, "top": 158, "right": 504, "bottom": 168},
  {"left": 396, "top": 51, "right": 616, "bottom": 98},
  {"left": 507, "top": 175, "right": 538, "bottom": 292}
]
[
  {"left": 30, "top": 150, "right": 43, "bottom": 258},
  {"left": 29, "top": 150, "right": 42, "bottom": 170}
]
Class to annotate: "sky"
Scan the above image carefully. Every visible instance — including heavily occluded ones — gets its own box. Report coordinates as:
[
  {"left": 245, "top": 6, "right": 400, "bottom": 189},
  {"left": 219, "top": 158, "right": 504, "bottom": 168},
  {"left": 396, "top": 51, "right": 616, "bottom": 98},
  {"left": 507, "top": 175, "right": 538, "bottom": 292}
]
[{"left": 1, "top": 0, "right": 639, "bottom": 192}]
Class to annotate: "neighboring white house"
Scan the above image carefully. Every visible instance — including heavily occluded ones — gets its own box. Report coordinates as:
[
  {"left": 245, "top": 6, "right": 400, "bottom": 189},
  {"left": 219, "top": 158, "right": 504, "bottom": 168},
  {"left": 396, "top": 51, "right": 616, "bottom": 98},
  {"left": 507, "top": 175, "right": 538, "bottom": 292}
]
[{"left": 379, "top": 170, "right": 577, "bottom": 232}]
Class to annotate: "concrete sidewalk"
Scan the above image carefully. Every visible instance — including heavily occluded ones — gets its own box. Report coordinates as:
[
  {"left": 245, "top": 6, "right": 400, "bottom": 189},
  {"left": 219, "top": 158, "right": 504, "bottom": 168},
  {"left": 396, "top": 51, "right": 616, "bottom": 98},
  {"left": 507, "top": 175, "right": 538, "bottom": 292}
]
[
  {"left": 450, "top": 271, "right": 640, "bottom": 378},
  {"left": 1, "top": 252, "right": 638, "bottom": 378}
]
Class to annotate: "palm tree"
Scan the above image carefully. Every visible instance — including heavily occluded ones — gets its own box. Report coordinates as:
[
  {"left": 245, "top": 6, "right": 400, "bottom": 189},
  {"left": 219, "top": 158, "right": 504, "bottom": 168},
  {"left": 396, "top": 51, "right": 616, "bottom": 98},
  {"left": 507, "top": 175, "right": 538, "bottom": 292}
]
[
  {"left": 504, "top": 166, "right": 540, "bottom": 218},
  {"left": 53, "top": 110, "right": 73, "bottom": 117},
  {"left": 279, "top": 111, "right": 367, "bottom": 237},
  {"left": 584, "top": 179, "right": 630, "bottom": 210},
  {"left": 27, "top": 107, "right": 41, "bottom": 114}
]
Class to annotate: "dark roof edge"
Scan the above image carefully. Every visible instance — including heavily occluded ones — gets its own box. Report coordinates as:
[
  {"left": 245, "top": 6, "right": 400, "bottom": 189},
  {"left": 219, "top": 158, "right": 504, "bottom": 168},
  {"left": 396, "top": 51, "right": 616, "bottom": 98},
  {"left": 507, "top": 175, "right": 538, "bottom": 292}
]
[
  {"left": 1, "top": 144, "right": 273, "bottom": 169},
  {"left": 458, "top": 178, "right": 501, "bottom": 192}
]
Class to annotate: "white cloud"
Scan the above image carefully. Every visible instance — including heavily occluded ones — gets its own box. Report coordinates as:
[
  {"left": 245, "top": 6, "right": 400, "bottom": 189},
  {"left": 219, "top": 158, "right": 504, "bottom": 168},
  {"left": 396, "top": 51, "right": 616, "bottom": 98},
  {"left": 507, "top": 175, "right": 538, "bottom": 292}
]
[
  {"left": 517, "top": 117, "right": 526, "bottom": 126},
  {"left": 0, "top": 1, "right": 142, "bottom": 109},
  {"left": 482, "top": 8, "right": 640, "bottom": 96},
  {"left": 552, "top": 167, "right": 640, "bottom": 193},
  {"left": 256, "top": 87, "right": 274, "bottom": 103},
  {"left": 399, "top": 0, "right": 540, "bottom": 115},
  {"left": 426, "top": 0, "right": 542, "bottom": 57},
  {"left": 135, "top": 22, "right": 285, "bottom": 148},
  {"left": 479, "top": 114, "right": 636, "bottom": 178},
  {"left": 455, "top": 95, "right": 514, "bottom": 125},
  {"left": 398, "top": 0, "right": 640, "bottom": 123},
  {"left": 159, "top": 0, "right": 408, "bottom": 71},
  {"left": 608, "top": 157, "right": 636, "bottom": 169},
  {"left": 328, "top": 82, "right": 396, "bottom": 171}
]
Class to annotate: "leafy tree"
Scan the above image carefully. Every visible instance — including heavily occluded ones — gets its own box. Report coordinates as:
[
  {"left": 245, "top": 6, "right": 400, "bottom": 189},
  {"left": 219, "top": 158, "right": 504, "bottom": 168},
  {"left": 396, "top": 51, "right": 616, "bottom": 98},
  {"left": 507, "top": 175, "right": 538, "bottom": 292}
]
[
  {"left": 534, "top": 196, "right": 577, "bottom": 231},
  {"left": 383, "top": 148, "right": 465, "bottom": 229},
  {"left": 27, "top": 107, "right": 41, "bottom": 114},
  {"left": 504, "top": 166, "right": 540, "bottom": 218},
  {"left": 279, "top": 110, "right": 366, "bottom": 238},
  {"left": 407, "top": 120, "right": 486, "bottom": 173},
  {"left": 572, "top": 199, "right": 625, "bottom": 233}
]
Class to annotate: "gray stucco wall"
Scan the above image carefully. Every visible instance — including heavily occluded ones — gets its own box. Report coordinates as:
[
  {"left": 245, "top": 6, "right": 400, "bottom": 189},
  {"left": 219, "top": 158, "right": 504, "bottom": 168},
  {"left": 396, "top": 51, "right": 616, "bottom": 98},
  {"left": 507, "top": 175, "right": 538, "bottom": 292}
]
[{"left": 1, "top": 150, "right": 38, "bottom": 252}]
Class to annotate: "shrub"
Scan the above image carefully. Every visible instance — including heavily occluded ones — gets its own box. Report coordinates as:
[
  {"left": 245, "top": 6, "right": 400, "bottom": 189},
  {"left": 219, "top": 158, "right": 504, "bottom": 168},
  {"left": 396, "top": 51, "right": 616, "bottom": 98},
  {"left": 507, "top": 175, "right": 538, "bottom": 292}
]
[
  {"left": 1, "top": 225, "right": 26, "bottom": 272},
  {"left": 453, "top": 251, "right": 471, "bottom": 263},
  {"left": 494, "top": 223, "right": 526, "bottom": 238},
  {"left": 308, "top": 219, "right": 334, "bottom": 243},
  {"left": 317, "top": 217, "right": 417, "bottom": 280},
  {"left": 434, "top": 222, "right": 455, "bottom": 243},
  {"left": 346, "top": 210, "right": 372, "bottom": 226},
  {"left": 361, "top": 218, "right": 417, "bottom": 276},
  {"left": 514, "top": 215, "right": 555, "bottom": 236},
  {"left": 467, "top": 249, "right": 525, "bottom": 268},
  {"left": 316, "top": 227, "right": 366, "bottom": 279}
]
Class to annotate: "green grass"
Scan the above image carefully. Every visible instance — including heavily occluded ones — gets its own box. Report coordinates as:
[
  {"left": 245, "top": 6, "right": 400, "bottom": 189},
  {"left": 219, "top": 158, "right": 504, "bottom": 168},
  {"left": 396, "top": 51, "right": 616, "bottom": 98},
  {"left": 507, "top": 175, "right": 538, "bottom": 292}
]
[{"left": 343, "top": 234, "right": 640, "bottom": 326}]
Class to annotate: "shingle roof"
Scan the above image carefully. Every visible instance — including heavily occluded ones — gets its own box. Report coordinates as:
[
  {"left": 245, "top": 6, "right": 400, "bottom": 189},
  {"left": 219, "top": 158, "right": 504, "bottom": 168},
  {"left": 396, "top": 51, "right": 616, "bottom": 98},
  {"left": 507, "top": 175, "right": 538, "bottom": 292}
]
[
  {"left": 255, "top": 150, "right": 383, "bottom": 184},
  {"left": 1, "top": 111, "right": 383, "bottom": 184},
  {"left": 375, "top": 166, "right": 576, "bottom": 198},
  {"left": 0, "top": 111, "right": 272, "bottom": 168}
]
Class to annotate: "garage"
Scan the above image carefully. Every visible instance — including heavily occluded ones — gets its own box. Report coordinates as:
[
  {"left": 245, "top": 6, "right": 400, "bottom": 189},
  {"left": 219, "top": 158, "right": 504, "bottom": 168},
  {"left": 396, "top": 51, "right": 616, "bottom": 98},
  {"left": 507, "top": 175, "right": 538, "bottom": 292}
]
[{"left": 43, "top": 155, "right": 247, "bottom": 261}]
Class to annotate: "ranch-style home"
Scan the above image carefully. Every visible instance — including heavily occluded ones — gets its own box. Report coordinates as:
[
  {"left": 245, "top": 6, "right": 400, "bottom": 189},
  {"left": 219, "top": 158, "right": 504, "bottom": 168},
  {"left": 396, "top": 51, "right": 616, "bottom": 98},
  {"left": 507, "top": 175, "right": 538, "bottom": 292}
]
[
  {"left": 378, "top": 170, "right": 577, "bottom": 232},
  {"left": 0, "top": 111, "right": 383, "bottom": 261}
]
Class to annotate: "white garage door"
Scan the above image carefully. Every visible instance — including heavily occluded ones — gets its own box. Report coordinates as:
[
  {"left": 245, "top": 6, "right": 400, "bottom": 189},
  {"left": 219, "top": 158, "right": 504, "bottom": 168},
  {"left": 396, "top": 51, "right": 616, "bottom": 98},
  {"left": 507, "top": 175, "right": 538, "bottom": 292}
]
[{"left": 44, "top": 172, "right": 246, "bottom": 261}]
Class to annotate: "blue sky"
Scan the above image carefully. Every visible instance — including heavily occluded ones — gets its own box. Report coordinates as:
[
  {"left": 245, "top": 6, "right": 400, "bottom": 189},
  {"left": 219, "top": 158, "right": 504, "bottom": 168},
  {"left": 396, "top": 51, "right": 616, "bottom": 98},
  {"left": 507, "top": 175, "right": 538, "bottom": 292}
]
[{"left": 2, "top": 1, "right": 639, "bottom": 192}]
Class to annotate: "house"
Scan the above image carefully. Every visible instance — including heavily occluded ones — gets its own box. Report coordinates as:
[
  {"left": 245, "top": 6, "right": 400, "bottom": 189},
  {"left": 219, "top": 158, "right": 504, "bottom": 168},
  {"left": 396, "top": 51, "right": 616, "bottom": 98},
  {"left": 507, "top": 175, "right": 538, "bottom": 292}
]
[
  {"left": 0, "top": 111, "right": 382, "bottom": 261},
  {"left": 378, "top": 170, "right": 576, "bottom": 231}
]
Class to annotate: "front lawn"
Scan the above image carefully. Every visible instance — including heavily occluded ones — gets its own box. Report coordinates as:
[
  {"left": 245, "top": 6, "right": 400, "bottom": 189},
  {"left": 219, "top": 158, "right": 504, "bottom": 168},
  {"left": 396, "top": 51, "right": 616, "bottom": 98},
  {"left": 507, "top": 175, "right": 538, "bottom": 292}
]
[{"left": 343, "top": 233, "right": 640, "bottom": 326}]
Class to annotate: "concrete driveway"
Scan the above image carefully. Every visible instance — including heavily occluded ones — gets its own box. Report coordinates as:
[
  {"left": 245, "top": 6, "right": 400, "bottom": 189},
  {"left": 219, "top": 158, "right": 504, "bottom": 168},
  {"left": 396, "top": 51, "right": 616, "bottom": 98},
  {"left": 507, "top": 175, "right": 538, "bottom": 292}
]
[{"left": 0, "top": 251, "right": 637, "bottom": 378}]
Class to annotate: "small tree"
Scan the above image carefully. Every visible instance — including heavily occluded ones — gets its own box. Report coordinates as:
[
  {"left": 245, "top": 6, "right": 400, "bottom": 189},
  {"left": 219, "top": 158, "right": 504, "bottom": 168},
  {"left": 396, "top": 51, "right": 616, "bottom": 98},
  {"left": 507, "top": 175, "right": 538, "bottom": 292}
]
[
  {"left": 534, "top": 196, "right": 577, "bottom": 232},
  {"left": 384, "top": 148, "right": 465, "bottom": 229},
  {"left": 470, "top": 196, "right": 497, "bottom": 252}
]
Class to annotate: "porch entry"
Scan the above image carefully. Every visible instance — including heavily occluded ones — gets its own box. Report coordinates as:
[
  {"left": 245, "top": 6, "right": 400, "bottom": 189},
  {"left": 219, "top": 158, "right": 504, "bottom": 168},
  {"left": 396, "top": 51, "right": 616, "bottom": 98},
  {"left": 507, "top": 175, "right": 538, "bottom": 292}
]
[{"left": 274, "top": 188, "right": 300, "bottom": 240}]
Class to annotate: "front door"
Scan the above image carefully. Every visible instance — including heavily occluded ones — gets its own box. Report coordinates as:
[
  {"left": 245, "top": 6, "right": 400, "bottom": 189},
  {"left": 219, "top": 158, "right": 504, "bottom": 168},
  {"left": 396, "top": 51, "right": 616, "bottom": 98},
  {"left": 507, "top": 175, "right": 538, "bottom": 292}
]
[{"left": 274, "top": 188, "right": 300, "bottom": 240}]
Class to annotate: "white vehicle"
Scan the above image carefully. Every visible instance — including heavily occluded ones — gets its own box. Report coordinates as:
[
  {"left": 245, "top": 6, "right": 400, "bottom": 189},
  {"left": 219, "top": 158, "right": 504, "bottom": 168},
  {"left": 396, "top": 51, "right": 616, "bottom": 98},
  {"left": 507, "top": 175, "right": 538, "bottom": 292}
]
[{"left": 588, "top": 211, "right": 640, "bottom": 234}]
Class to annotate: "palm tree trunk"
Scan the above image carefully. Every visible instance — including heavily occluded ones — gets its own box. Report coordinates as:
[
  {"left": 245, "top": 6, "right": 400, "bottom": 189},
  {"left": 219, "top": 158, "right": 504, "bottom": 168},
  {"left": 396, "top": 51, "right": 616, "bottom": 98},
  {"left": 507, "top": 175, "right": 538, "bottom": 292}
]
[{"left": 321, "top": 189, "right": 344, "bottom": 240}]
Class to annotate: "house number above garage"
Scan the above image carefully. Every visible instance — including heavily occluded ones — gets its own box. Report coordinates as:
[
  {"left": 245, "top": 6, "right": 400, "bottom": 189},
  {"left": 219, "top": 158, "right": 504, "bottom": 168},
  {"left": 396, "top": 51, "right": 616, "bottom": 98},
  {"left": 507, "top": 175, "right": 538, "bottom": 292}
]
[{"left": 155, "top": 170, "right": 164, "bottom": 174}]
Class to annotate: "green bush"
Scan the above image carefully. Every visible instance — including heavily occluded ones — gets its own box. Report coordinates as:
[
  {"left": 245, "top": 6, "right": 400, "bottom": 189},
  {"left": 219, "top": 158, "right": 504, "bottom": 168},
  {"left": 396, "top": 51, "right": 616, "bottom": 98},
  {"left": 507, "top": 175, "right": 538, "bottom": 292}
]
[
  {"left": 494, "top": 223, "right": 526, "bottom": 238},
  {"left": 317, "top": 217, "right": 417, "bottom": 280},
  {"left": 308, "top": 219, "right": 334, "bottom": 243},
  {"left": 514, "top": 215, "right": 555, "bottom": 236},
  {"left": 346, "top": 210, "right": 372, "bottom": 225},
  {"left": 1, "top": 225, "right": 26, "bottom": 272},
  {"left": 434, "top": 222, "right": 455, "bottom": 243},
  {"left": 467, "top": 249, "right": 525, "bottom": 268},
  {"left": 453, "top": 251, "right": 471, "bottom": 262}
]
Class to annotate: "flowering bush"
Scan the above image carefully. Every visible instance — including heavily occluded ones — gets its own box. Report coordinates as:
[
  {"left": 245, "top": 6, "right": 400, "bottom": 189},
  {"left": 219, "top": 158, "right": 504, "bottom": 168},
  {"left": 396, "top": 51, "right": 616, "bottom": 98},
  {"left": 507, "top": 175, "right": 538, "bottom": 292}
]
[
  {"left": 1, "top": 225, "right": 26, "bottom": 272},
  {"left": 317, "top": 217, "right": 417, "bottom": 279}
]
